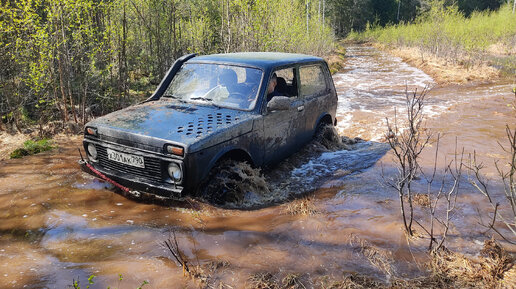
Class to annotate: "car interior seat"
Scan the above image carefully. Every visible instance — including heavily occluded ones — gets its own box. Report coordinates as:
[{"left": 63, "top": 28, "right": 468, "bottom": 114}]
[
  {"left": 276, "top": 77, "right": 289, "bottom": 96},
  {"left": 219, "top": 69, "right": 238, "bottom": 92}
]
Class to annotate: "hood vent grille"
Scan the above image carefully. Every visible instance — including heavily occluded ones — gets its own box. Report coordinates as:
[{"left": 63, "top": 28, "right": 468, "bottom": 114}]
[{"left": 175, "top": 114, "right": 242, "bottom": 137}]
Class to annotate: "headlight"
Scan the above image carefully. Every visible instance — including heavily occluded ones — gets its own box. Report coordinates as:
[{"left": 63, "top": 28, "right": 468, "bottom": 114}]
[
  {"left": 168, "top": 162, "right": 182, "bottom": 181},
  {"left": 87, "top": 143, "right": 98, "bottom": 161}
]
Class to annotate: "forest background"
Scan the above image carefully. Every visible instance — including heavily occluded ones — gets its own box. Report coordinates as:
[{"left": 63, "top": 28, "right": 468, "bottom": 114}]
[{"left": 0, "top": 0, "right": 512, "bottom": 132}]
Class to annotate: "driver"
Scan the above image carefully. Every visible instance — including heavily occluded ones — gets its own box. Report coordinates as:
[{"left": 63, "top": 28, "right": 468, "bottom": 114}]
[{"left": 267, "top": 73, "right": 281, "bottom": 102}]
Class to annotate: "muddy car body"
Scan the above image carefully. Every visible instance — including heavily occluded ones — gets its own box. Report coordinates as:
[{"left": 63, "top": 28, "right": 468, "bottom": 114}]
[{"left": 80, "top": 52, "right": 337, "bottom": 199}]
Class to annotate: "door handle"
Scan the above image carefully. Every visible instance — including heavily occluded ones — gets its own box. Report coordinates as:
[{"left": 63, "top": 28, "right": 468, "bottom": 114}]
[{"left": 297, "top": 106, "right": 304, "bottom": 112}]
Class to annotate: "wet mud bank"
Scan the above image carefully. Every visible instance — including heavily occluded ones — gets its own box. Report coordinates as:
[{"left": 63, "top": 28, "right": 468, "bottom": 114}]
[{"left": 1, "top": 45, "right": 515, "bottom": 288}]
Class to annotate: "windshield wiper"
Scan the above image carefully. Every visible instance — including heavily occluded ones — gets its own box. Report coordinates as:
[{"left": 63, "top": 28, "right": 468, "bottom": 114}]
[
  {"left": 161, "top": 95, "right": 187, "bottom": 103},
  {"left": 190, "top": 97, "right": 221, "bottom": 108}
]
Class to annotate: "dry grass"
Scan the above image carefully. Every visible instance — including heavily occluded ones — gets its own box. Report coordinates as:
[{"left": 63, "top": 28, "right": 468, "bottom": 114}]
[
  {"left": 412, "top": 193, "right": 431, "bottom": 208},
  {"left": 488, "top": 41, "right": 516, "bottom": 57},
  {"left": 232, "top": 241, "right": 515, "bottom": 289},
  {"left": 246, "top": 272, "right": 278, "bottom": 289},
  {"left": 282, "top": 273, "right": 308, "bottom": 289},
  {"left": 285, "top": 195, "right": 318, "bottom": 216},
  {"left": 385, "top": 45, "right": 500, "bottom": 84},
  {"left": 429, "top": 239, "right": 515, "bottom": 288},
  {"left": 326, "top": 44, "right": 347, "bottom": 75},
  {"left": 349, "top": 235, "right": 395, "bottom": 278},
  {"left": 0, "top": 132, "right": 81, "bottom": 161},
  {"left": 0, "top": 132, "right": 31, "bottom": 161},
  {"left": 317, "top": 274, "right": 384, "bottom": 289}
]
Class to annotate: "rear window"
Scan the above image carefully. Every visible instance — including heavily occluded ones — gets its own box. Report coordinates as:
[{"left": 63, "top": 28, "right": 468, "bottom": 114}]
[{"left": 299, "top": 65, "right": 328, "bottom": 97}]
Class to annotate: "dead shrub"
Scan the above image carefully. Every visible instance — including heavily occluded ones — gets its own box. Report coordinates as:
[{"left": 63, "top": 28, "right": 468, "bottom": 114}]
[
  {"left": 384, "top": 87, "right": 432, "bottom": 236},
  {"left": 162, "top": 230, "right": 209, "bottom": 285}
]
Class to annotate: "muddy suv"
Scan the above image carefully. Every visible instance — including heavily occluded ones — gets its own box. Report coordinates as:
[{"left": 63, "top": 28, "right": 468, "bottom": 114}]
[{"left": 80, "top": 52, "right": 337, "bottom": 200}]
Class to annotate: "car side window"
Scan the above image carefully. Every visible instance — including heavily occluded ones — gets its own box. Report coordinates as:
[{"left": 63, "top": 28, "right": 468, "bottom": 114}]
[
  {"left": 274, "top": 67, "right": 297, "bottom": 97},
  {"left": 299, "top": 65, "right": 327, "bottom": 98}
]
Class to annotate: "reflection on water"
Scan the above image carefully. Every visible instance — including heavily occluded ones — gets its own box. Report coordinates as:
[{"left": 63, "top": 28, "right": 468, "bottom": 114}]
[{"left": 1, "top": 46, "right": 515, "bottom": 288}]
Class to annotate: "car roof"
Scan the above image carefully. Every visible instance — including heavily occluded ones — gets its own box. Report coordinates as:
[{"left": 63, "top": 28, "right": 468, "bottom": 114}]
[{"left": 189, "top": 52, "right": 324, "bottom": 69}]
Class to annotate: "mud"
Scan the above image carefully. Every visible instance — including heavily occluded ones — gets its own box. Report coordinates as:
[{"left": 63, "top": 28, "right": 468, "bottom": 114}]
[
  {"left": 209, "top": 126, "right": 389, "bottom": 209},
  {"left": 0, "top": 45, "right": 515, "bottom": 288}
]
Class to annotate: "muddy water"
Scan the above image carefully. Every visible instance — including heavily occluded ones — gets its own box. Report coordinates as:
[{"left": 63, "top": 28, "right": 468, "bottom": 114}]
[{"left": 1, "top": 46, "right": 515, "bottom": 288}]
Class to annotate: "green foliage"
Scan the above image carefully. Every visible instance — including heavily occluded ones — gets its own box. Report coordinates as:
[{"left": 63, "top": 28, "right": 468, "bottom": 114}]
[
  {"left": 1, "top": 0, "right": 335, "bottom": 129},
  {"left": 87, "top": 274, "right": 96, "bottom": 289},
  {"left": 348, "top": 2, "right": 515, "bottom": 66},
  {"left": 9, "top": 139, "right": 54, "bottom": 159},
  {"left": 137, "top": 280, "right": 149, "bottom": 289}
]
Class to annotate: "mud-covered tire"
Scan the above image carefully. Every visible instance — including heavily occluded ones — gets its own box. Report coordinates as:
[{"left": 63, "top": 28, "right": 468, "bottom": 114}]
[
  {"left": 315, "top": 122, "right": 340, "bottom": 148},
  {"left": 199, "top": 159, "right": 246, "bottom": 205}
]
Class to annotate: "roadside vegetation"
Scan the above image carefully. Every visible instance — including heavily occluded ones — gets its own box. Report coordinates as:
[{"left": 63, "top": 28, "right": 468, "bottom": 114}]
[
  {"left": 348, "top": 1, "right": 516, "bottom": 83},
  {"left": 0, "top": 0, "right": 335, "bottom": 134},
  {"left": 9, "top": 138, "right": 54, "bottom": 159},
  {"left": 2, "top": 0, "right": 510, "bottom": 133}
]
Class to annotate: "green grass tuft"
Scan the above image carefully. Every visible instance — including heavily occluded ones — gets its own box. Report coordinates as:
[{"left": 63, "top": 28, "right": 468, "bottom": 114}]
[{"left": 10, "top": 139, "right": 54, "bottom": 159}]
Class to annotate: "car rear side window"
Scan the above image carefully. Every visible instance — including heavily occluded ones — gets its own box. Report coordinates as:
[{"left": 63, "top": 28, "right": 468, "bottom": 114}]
[{"left": 299, "top": 65, "right": 327, "bottom": 98}]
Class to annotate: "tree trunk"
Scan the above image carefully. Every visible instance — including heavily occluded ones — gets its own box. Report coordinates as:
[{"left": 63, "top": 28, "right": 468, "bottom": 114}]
[
  {"left": 172, "top": 0, "right": 177, "bottom": 58},
  {"left": 397, "top": 0, "right": 402, "bottom": 22},
  {"left": 54, "top": 6, "right": 69, "bottom": 123},
  {"left": 82, "top": 75, "right": 88, "bottom": 125},
  {"left": 59, "top": 4, "right": 78, "bottom": 124},
  {"left": 121, "top": 4, "right": 128, "bottom": 101}
]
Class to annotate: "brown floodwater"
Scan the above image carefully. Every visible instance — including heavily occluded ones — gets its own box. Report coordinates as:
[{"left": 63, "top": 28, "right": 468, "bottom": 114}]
[{"left": 1, "top": 46, "right": 515, "bottom": 288}]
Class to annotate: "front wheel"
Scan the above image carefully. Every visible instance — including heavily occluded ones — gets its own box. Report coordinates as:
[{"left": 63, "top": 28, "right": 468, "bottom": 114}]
[
  {"left": 314, "top": 122, "right": 341, "bottom": 150},
  {"left": 198, "top": 159, "right": 268, "bottom": 205}
]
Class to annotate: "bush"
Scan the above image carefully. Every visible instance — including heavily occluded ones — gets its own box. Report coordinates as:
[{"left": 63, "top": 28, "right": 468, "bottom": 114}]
[{"left": 10, "top": 139, "right": 54, "bottom": 159}]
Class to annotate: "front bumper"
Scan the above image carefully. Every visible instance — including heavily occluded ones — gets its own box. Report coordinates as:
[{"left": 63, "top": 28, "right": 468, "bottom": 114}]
[{"left": 79, "top": 159, "right": 185, "bottom": 199}]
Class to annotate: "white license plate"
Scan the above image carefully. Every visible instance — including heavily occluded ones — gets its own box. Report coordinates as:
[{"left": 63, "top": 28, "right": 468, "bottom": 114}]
[{"left": 106, "top": 148, "right": 145, "bottom": 168}]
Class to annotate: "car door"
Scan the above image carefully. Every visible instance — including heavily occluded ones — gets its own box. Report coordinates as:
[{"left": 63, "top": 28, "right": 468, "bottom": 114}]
[
  {"left": 262, "top": 67, "right": 306, "bottom": 165},
  {"left": 299, "top": 64, "right": 331, "bottom": 140}
]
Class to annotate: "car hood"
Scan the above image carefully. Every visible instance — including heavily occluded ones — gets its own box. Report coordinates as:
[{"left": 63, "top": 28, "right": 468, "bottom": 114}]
[{"left": 87, "top": 101, "right": 257, "bottom": 153}]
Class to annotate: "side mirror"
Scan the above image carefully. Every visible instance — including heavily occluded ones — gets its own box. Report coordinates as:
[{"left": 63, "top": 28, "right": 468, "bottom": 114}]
[{"left": 267, "top": 96, "right": 290, "bottom": 111}]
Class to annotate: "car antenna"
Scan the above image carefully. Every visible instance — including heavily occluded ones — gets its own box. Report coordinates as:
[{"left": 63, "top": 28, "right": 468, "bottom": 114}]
[{"left": 77, "top": 148, "right": 85, "bottom": 162}]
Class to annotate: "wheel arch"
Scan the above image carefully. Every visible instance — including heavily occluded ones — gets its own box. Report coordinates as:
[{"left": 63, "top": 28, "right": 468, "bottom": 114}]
[
  {"left": 314, "top": 113, "right": 334, "bottom": 132},
  {"left": 201, "top": 147, "right": 255, "bottom": 182}
]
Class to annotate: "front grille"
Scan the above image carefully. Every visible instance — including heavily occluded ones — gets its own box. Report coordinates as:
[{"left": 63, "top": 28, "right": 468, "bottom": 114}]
[{"left": 97, "top": 146, "right": 163, "bottom": 182}]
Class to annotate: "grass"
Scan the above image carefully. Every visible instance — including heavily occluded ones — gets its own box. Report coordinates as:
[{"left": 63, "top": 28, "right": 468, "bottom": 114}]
[
  {"left": 347, "top": 3, "right": 515, "bottom": 71},
  {"left": 348, "top": 235, "right": 395, "bottom": 278},
  {"left": 326, "top": 42, "right": 347, "bottom": 75},
  {"left": 9, "top": 138, "right": 54, "bottom": 159},
  {"left": 285, "top": 195, "right": 318, "bottom": 216}
]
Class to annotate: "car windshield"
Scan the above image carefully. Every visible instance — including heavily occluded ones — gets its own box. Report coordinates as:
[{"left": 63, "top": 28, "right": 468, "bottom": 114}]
[{"left": 162, "top": 63, "right": 263, "bottom": 110}]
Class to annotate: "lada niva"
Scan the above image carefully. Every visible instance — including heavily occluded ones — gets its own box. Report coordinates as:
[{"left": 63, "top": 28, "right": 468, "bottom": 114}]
[{"left": 80, "top": 52, "right": 337, "bottom": 201}]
